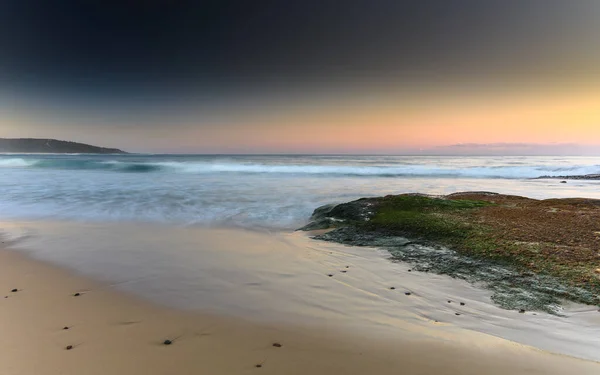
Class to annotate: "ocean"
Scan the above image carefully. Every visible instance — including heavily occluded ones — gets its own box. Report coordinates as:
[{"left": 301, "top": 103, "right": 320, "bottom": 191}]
[
  {"left": 2, "top": 154, "right": 600, "bottom": 229},
  {"left": 2, "top": 153, "right": 600, "bottom": 360}
]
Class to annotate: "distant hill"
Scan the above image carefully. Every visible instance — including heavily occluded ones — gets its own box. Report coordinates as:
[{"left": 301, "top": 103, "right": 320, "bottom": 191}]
[{"left": 0, "top": 138, "right": 127, "bottom": 154}]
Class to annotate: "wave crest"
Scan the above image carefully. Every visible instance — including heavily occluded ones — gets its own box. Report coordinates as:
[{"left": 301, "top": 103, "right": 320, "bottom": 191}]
[{"left": 1, "top": 157, "right": 600, "bottom": 179}]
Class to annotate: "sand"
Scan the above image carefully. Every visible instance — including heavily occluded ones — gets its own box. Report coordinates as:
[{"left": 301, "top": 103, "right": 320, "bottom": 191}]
[{"left": 1, "top": 227, "right": 600, "bottom": 374}]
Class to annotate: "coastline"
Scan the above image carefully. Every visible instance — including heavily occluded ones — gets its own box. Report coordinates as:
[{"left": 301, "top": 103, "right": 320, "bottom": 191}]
[
  {"left": 303, "top": 192, "right": 600, "bottom": 314},
  {"left": 1, "top": 222, "right": 600, "bottom": 374}
]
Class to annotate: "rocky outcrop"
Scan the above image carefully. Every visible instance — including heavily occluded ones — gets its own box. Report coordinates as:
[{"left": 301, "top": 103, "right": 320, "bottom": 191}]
[
  {"left": 0, "top": 138, "right": 127, "bottom": 154},
  {"left": 300, "top": 192, "right": 600, "bottom": 314}
]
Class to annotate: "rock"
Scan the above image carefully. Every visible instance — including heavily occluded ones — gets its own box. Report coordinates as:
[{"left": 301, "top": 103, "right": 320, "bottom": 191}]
[
  {"left": 407, "top": 269, "right": 412, "bottom": 272},
  {"left": 63, "top": 326, "right": 69, "bottom": 330},
  {"left": 447, "top": 300, "right": 452, "bottom": 303},
  {"left": 560, "top": 181, "right": 567, "bottom": 183},
  {"left": 389, "top": 287, "right": 396, "bottom": 290},
  {"left": 10, "top": 289, "right": 17, "bottom": 293},
  {"left": 519, "top": 309, "right": 526, "bottom": 313},
  {"left": 460, "top": 302, "right": 465, "bottom": 306},
  {"left": 66, "top": 345, "right": 73, "bottom": 350},
  {"left": 340, "top": 270, "right": 347, "bottom": 273},
  {"left": 272, "top": 343, "right": 282, "bottom": 348},
  {"left": 306, "top": 193, "right": 600, "bottom": 315},
  {"left": 298, "top": 198, "right": 380, "bottom": 231},
  {"left": 73, "top": 292, "right": 81, "bottom": 297},
  {"left": 163, "top": 339, "right": 172, "bottom": 345},
  {"left": 405, "top": 292, "right": 411, "bottom": 296},
  {"left": 255, "top": 364, "right": 263, "bottom": 368},
  {"left": 455, "top": 313, "right": 461, "bottom": 316},
  {"left": 327, "top": 274, "right": 333, "bottom": 277}
]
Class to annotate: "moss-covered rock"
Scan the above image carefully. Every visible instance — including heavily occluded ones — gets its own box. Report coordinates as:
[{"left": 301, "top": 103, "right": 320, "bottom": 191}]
[{"left": 300, "top": 192, "right": 600, "bottom": 314}]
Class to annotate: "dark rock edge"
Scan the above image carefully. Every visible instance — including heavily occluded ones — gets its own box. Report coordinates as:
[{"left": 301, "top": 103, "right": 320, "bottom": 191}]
[{"left": 298, "top": 192, "right": 600, "bottom": 315}]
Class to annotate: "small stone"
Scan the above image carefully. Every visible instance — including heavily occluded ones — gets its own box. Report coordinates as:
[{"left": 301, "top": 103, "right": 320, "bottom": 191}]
[
  {"left": 11, "top": 289, "right": 17, "bottom": 293},
  {"left": 66, "top": 345, "right": 73, "bottom": 350},
  {"left": 340, "top": 270, "right": 347, "bottom": 273},
  {"left": 405, "top": 292, "right": 411, "bottom": 296},
  {"left": 73, "top": 293, "right": 81, "bottom": 297},
  {"left": 389, "top": 287, "right": 395, "bottom": 290},
  {"left": 447, "top": 300, "right": 452, "bottom": 303},
  {"left": 407, "top": 269, "right": 412, "bottom": 272},
  {"left": 63, "top": 326, "right": 69, "bottom": 330},
  {"left": 272, "top": 343, "right": 282, "bottom": 348},
  {"left": 327, "top": 274, "right": 333, "bottom": 277},
  {"left": 255, "top": 364, "right": 263, "bottom": 368},
  {"left": 519, "top": 309, "right": 526, "bottom": 314},
  {"left": 163, "top": 339, "right": 172, "bottom": 345},
  {"left": 460, "top": 302, "right": 465, "bottom": 306},
  {"left": 560, "top": 181, "right": 567, "bottom": 183},
  {"left": 455, "top": 313, "right": 461, "bottom": 316},
  {"left": 346, "top": 266, "right": 349, "bottom": 268}
]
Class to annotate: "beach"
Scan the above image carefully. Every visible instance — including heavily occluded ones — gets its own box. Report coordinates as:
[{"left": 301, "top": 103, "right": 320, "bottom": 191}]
[
  {"left": 5, "top": 1, "right": 600, "bottom": 372},
  {"left": 2, "top": 154, "right": 600, "bottom": 373},
  {"left": 1, "top": 222, "right": 599, "bottom": 374}
]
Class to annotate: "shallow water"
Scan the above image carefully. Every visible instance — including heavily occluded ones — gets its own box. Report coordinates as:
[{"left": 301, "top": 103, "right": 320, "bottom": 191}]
[
  {"left": 2, "top": 154, "right": 600, "bottom": 361},
  {"left": 2, "top": 221, "right": 600, "bottom": 361},
  {"left": 2, "top": 154, "right": 600, "bottom": 229}
]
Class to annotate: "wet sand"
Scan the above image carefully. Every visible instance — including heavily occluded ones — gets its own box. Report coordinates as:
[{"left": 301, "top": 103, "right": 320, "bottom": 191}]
[{"left": 1, "top": 224, "right": 599, "bottom": 374}]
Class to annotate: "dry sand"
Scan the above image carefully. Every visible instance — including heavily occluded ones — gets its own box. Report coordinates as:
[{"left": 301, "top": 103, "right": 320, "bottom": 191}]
[{"left": 1, "top": 230, "right": 600, "bottom": 375}]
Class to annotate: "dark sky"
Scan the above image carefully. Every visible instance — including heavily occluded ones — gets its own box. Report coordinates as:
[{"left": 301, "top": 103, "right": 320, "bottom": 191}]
[
  {"left": 1, "top": 0, "right": 599, "bottom": 103},
  {"left": 2, "top": 1, "right": 600, "bottom": 152}
]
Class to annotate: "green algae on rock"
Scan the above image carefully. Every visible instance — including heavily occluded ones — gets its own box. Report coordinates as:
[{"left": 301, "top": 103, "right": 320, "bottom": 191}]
[{"left": 300, "top": 192, "right": 600, "bottom": 314}]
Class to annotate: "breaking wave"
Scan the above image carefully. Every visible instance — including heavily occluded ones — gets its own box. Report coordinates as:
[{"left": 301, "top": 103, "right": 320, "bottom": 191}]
[{"left": 2, "top": 157, "right": 600, "bottom": 178}]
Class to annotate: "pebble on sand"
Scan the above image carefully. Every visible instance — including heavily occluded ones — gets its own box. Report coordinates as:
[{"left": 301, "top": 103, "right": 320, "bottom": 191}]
[
  {"left": 447, "top": 300, "right": 452, "bottom": 303},
  {"left": 455, "top": 313, "right": 461, "bottom": 316},
  {"left": 272, "top": 343, "right": 282, "bottom": 348},
  {"left": 63, "top": 326, "right": 69, "bottom": 330},
  {"left": 519, "top": 309, "right": 526, "bottom": 314},
  {"left": 255, "top": 364, "right": 263, "bottom": 368},
  {"left": 389, "top": 287, "right": 396, "bottom": 290},
  {"left": 66, "top": 345, "right": 73, "bottom": 350},
  {"left": 327, "top": 274, "right": 333, "bottom": 277},
  {"left": 73, "top": 292, "right": 81, "bottom": 297},
  {"left": 163, "top": 339, "right": 173, "bottom": 345},
  {"left": 11, "top": 289, "right": 17, "bottom": 293},
  {"left": 460, "top": 302, "right": 465, "bottom": 306},
  {"left": 405, "top": 292, "right": 411, "bottom": 296}
]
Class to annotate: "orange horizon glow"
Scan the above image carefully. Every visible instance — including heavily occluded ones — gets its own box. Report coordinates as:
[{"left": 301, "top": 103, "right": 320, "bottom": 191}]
[{"left": 2, "top": 84, "right": 600, "bottom": 153}]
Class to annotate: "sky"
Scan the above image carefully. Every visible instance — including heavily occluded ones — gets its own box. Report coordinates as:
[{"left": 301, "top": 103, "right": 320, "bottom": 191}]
[{"left": 1, "top": 1, "right": 600, "bottom": 154}]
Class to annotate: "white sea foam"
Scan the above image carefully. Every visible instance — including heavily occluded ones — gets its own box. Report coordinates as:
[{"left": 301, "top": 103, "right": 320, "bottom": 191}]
[
  {"left": 6, "top": 157, "right": 600, "bottom": 178},
  {"left": 2, "top": 155, "right": 600, "bottom": 228},
  {"left": 0, "top": 158, "right": 37, "bottom": 167}
]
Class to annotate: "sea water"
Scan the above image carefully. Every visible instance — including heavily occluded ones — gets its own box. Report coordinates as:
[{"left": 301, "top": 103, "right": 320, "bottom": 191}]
[
  {"left": 2, "top": 154, "right": 600, "bottom": 361},
  {"left": 1, "top": 154, "right": 600, "bottom": 229}
]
